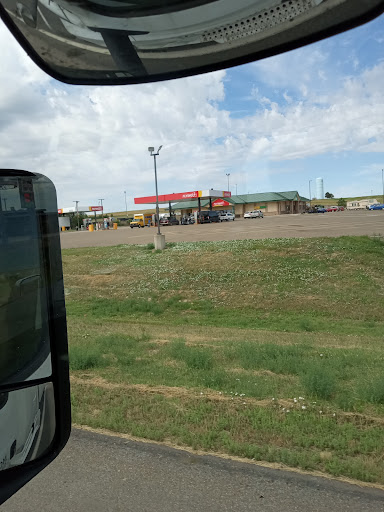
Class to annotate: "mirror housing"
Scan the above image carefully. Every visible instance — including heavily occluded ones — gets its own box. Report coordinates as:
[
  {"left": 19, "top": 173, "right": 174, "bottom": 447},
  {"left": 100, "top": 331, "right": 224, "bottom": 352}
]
[
  {"left": 0, "top": 170, "right": 71, "bottom": 505},
  {"left": 0, "top": 0, "right": 383, "bottom": 86}
]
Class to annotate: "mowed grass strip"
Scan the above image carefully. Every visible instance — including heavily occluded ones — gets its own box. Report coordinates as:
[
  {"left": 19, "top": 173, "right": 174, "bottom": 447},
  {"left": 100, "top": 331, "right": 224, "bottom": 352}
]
[
  {"left": 64, "top": 236, "right": 384, "bottom": 483},
  {"left": 63, "top": 236, "right": 384, "bottom": 337},
  {"left": 68, "top": 329, "right": 384, "bottom": 483}
]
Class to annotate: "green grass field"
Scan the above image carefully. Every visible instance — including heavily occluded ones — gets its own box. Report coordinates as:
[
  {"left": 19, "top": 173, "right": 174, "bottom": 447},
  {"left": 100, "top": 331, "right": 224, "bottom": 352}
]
[{"left": 63, "top": 236, "right": 384, "bottom": 484}]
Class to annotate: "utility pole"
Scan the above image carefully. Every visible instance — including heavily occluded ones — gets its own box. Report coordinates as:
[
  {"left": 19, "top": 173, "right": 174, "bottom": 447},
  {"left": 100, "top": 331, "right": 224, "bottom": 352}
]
[
  {"left": 73, "top": 200, "right": 80, "bottom": 230},
  {"left": 124, "top": 191, "right": 128, "bottom": 216},
  {"left": 309, "top": 180, "right": 312, "bottom": 203},
  {"left": 235, "top": 184, "right": 238, "bottom": 195}
]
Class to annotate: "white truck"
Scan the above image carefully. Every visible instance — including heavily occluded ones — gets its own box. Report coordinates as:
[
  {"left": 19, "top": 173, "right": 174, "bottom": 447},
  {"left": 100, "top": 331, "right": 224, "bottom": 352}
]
[
  {"left": 219, "top": 212, "right": 235, "bottom": 222},
  {"left": 244, "top": 210, "right": 264, "bottom": 219}
]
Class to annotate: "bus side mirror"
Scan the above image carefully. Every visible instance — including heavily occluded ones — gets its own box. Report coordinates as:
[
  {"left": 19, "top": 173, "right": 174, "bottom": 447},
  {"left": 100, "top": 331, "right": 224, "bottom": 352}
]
[
  {"left": 0, "top": 0, "right": 383, "bottom": 86},
  {"left": 0, "top": 170, "right": 71, "bottom": 505}
]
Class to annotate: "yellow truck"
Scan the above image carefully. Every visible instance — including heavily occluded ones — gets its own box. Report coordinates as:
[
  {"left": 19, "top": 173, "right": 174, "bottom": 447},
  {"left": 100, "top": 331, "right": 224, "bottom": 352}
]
[{"left": 130, "top": 213, "right": 152, "bottom": 228}]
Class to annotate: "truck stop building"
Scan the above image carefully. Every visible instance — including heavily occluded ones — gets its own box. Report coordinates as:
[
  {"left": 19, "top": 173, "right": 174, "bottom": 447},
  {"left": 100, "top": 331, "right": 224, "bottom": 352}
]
[{"left": 172, "top": 191, "right": 308, "bottom": 217}]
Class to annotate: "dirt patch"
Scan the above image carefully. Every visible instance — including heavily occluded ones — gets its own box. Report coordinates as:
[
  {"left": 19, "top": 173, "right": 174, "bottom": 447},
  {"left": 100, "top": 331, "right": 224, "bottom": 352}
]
[
  {"left": 341, "top": 411, "right": 384, "bottom": 427},
  {"left": 71, "top": 375, "right": 267, "bottom": 404},
  {"left": 229, "top": 368, "right": 280, "bottom": 377},
  {"left": 150, "top": 339, "right": 171, "bottom": 345},
  {"left": 71, "top": 375, "right": 384, "bottom": 427}
]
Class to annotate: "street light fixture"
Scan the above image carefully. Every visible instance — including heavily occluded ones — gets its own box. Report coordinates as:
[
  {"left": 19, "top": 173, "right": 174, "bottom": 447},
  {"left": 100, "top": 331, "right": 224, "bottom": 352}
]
[{"left": 148, "top": 146, "right": 164, "bottom": 247}]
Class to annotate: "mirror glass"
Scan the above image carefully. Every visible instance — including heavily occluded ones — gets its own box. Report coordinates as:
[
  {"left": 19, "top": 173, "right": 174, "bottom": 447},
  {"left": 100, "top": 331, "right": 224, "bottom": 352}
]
[
  {"left": 0, "top": 382, "right": 56, "bottom": 471},
  {"left": 0, "top": 174, "right": 52, "bottom": 385},
  {"left": 1, "top": 0, "right": 381, "bottom": 84}
]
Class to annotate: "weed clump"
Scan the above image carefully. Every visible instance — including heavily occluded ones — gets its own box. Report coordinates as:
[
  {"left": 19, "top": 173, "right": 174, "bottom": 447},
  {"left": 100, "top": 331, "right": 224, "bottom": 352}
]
[{"left": 300, "top": 365, "right": 336, "bottom": 400}]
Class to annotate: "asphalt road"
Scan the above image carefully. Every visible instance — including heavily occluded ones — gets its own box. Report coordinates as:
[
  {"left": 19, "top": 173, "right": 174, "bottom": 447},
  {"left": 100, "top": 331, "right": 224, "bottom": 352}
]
[
  {"left": 3, "top": 429, "right": 384, "bottom": 512},
  {"left": 60, "top": 211, "right": 384, "bottom": 249}
]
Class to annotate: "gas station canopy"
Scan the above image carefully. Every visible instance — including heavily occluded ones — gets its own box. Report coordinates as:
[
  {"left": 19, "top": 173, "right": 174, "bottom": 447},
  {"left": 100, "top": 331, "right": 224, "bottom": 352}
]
[{"left": 134, "top": 190, "right": 231, "bottom": 205}]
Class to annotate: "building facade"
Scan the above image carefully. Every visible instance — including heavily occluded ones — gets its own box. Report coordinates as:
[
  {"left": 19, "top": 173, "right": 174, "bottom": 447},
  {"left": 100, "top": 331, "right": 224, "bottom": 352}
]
[
  {"left": 347, "top": 198, "right": 379, "bottom": 210},
  {"left": 173, "top": 191, "right": 308, "bottom": 217}
]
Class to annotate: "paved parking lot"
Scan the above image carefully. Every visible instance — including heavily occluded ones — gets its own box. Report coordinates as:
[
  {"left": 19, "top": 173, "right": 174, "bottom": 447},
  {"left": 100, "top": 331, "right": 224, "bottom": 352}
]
[{"left": 60, "top": 211, "right": 384, "bottom": 249}]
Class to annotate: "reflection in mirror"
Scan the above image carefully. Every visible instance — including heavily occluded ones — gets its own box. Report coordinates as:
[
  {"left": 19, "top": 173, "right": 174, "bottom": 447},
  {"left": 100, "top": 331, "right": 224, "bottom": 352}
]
[
  {"left": 0, "top": 382, "right": 55, "bottom": 471},
  {"left": 1, "top": 0, "right": 382, "bottom": 83},
  {"left": 0, "top": 175, "right": 52, "bottom": 385}
]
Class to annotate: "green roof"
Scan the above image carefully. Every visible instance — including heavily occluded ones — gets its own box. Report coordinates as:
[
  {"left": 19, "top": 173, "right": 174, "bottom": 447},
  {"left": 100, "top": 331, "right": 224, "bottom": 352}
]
[
  {"left": 172, "top": 191, "right": 307, "bottom": 210},
  {"left": 230, "top": 191, "right": 303, "bottom": 203}
]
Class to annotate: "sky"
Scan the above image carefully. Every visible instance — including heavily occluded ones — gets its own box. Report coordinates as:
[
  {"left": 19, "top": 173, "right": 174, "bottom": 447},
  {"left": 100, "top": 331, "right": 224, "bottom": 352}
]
[{"left": 0, "top": 12, "right": 383, "bottom": 213}]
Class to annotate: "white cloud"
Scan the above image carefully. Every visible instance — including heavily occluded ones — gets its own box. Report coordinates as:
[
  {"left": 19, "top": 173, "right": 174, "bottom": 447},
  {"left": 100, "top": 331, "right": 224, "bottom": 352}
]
[{"left": 251, "top": 45, "right": 330, "bottom": 95}]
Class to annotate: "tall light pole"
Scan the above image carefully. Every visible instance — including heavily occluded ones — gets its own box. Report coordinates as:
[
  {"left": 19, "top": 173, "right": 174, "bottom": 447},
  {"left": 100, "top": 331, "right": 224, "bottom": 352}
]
[
  {"left": 148, "top": 145, "right": 162, "bottom": 236},
  {"left": 73, "top": 200, "right": 80, "bottom": 230},
  {"left": 235, "top": 183, "right": 238, "bottom": 195},
  {"left": 124, "top": 190, "right": 128, "bottom": 216},
  {"left": 226, "top": 173, "right": 230, "bottom": 192},
  {"left": 309, "top": 180, "right": 312, "bottom": 203},
  {"left": 98, "top": 199, "right": 105, "bottom": 225}
]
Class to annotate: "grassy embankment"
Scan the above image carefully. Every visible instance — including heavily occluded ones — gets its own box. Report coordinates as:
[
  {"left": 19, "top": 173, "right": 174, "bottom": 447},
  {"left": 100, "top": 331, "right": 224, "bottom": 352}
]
[{"left": 63, "top": 236, "right": 384, "bottom": 484}]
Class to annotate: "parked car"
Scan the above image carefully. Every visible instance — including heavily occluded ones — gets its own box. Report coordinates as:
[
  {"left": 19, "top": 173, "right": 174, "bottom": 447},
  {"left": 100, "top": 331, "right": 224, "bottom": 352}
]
[
  {"left": 219, "top": 212, "right": 235, "bottom": 222},
  {"left": 369, "top": 204, "right": 384, "bottom": 210},
  {"left": 317, "top": 208, "right": 327, "bottom": 213},
  {"left": 198, "top": 211, "right": 220, "bottom": 223},
  {"left": 326, "top": 206, "right": 338, "bottom": 212},
  {"left": 244, "top": 210, "right": 264, "bottom": 219},
  {"left": 160, "top": 216, "right": 179, "bottom": 226},
  {"left": 337, "top": 206, "right": 345, "bottom": 211},
  {"left": 181, "top": 216, "right": 194, "bottom": 225}
]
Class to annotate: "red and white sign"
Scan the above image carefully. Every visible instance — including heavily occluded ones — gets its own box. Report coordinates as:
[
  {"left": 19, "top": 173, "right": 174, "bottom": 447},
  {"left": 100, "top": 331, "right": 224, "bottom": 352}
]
[
  {"left": 181, "top": 191, "right": 199, "bottom": 199},
  {"left": 135, "top": 191, "right": 200, "bottom": 204},
  {"left": 89, "top": 206, "right": 103, "bottom": 211},
  {"left": 223, "top": 191, "right": 231, "bottom": 198},
  {"left": 212, "top": 199, "right": 231, "bottom": 207}
]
